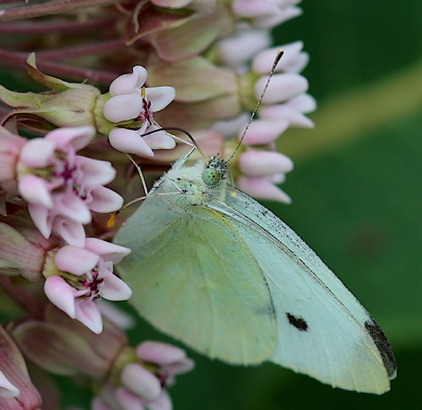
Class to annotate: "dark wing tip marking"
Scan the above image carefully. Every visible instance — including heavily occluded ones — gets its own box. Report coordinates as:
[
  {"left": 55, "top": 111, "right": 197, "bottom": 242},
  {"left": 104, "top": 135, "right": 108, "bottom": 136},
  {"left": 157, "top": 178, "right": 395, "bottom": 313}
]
[
  {"left": 365, "top": 318, "right": 397, "bottom": 379},
  {"left": 286, "top": 313, "right": 308, "bottom": 331}
]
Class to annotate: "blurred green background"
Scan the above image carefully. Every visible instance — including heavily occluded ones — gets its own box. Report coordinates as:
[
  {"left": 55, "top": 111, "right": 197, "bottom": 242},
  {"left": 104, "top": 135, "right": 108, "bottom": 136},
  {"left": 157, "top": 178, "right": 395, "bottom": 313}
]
[{"left": 2, "top": 0, "right": 422, "bottom": 409}]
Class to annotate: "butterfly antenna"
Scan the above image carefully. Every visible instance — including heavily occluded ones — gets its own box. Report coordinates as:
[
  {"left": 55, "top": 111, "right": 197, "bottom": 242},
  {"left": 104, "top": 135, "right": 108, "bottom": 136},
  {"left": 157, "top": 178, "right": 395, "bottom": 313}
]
[{"left": 224, "top": 49, "right": 284, "bottom": 165}]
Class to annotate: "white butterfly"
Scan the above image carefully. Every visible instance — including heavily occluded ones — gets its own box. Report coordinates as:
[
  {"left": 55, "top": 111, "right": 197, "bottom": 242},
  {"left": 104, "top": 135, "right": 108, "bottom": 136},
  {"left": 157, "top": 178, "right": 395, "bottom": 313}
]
[{"left": 114, "top": 151, "right": 396, "bottom": 394}]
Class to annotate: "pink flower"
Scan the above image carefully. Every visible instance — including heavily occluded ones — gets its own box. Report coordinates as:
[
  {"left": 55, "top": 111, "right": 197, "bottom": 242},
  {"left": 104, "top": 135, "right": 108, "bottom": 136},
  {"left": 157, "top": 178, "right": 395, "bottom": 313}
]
[
  {"left": 218, "top": 27, "right": 272, "bottom": 69},
  {"left": 17, "top": 126, "right": 123, "bottom": 246},
  {"left": 103, "top": 66, "right": 176, "bottom": 156},
  {"left": 95, "top": 341, "right": 194, "bottom": 410},
  {"left": 44, "top": 238, "right": 131, "bottom": 333},
  {"left": 237, "top": 149, "right": 293, "bottom": 203},
  {"left": 232, "top": 0, "right": 302, "bottom": 29}
]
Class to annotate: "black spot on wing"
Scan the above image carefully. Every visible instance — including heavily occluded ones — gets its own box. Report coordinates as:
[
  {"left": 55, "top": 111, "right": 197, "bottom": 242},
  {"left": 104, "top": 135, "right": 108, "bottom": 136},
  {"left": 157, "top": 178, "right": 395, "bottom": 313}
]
[
  {"left": 365, "top": 318, "right": 397, "bottom": 379},
  {"left": 286, "top": 313, "right": 308, "bottom": 331}
]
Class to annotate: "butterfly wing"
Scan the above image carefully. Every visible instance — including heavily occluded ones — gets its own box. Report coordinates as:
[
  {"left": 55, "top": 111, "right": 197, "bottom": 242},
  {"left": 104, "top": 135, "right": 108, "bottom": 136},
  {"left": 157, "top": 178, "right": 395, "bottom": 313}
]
[
  {"left": 114, "top": 190, "right": 278, "bottom": 364},
  {"left": 208, "top": 187, "right": 396, "bottom": 394}
]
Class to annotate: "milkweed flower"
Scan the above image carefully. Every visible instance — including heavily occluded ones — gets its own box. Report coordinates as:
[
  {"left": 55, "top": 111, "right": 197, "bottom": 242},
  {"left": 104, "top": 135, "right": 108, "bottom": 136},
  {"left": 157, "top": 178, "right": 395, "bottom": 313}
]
[
  {"left": 43, "top": 238, "right": 131, "bottom": 333},
  {"left": 103, "top": 66, "right": 177, "bottom": 156},
  {"left": 15, "top": 126, "right": 123, "bottom": 246},
  {"left": 94, "top": 341, "right": 194, "bottom": 410}
]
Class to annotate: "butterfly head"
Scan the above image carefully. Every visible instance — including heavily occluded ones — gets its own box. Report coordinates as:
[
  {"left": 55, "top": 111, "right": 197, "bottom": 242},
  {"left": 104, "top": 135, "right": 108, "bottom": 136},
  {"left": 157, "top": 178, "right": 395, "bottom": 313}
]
[{"left": 201, "top": 156, "right": 228, "bottom": 187}]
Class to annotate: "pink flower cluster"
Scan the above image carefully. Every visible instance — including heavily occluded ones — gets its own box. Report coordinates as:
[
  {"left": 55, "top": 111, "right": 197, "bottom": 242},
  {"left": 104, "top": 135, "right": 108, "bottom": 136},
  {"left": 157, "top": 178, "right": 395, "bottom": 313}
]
[{"left": 0, "top": 0, "right": 314, "bottom": 408}]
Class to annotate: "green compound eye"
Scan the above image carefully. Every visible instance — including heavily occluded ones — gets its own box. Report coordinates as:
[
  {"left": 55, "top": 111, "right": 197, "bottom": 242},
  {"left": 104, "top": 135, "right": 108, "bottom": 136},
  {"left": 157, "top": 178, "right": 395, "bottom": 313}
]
[{"left": 202, "top": 168, "right": 221, "bottom": 186}]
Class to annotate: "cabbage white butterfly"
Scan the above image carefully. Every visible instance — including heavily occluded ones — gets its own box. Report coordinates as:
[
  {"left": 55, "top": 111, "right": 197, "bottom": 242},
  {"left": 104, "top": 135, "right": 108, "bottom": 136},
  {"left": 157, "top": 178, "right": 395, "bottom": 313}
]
[
  {"left": 113, "top": 52, "right": 396, "bottom": 394},
  {"left": 114, "top": 150, "right": 396, "bottom": 394}
]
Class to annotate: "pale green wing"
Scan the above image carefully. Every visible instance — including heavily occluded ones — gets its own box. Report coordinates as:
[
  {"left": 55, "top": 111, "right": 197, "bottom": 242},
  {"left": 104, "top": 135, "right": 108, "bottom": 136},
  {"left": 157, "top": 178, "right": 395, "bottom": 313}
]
[
  {"left": 208, "top": 188, "right": 396, "bottom": 394},
  {"left": 114, "top": 193, "right": 278, "bottom": 364}
]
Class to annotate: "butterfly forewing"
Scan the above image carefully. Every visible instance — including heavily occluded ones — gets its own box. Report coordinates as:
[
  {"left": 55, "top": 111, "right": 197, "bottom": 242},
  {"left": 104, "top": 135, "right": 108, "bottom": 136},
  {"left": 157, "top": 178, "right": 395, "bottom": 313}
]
[{"left": 114, "top": 178, "right": 278, "bottom": 364}]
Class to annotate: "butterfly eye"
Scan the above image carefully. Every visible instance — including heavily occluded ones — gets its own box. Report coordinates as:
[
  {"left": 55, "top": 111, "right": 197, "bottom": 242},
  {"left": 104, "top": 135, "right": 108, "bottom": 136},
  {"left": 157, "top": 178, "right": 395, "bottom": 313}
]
[{"left": 202, "top": 168, "right": 221, "bottom": 186}]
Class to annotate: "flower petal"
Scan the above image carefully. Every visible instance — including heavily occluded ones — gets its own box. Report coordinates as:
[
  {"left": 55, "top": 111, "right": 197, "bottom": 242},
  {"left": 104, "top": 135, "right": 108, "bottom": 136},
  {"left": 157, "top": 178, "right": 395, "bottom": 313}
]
[
  {"left": 115, "top": 387, "right": 145, "bottom": 410},
  {"left": 27, "top": 204, "right": 52, "bottom": 238},
  {"left": 44, "top": 276, "right": 78, "bottom": 318},
  {"left": 103, "top": 94, "right": 143, "bottom": 123},
  {"left": 241, "top": 119, "right": 289, "bottom": 145},
  {"left": 75, "top": 299, "right": 103, "bottom": 334},
  {"left": 77, "top": 156, "right": 117, "bottom": 187},
  {"left": 147, "top": 390, "right": 172, "bottom": 410},
  {"left": 53, "top": 216, "right": 86, "bottom": 247},
  {"left": 89, "top": 186, "right": 123, "bottom": 213},
  {"left": 109, "top": 128, "right": 154, "bottom": 157},
  {"left": 255, "top": 73, "right": 308, "bottom": 104},
  {"left": 109, "top": 66, "right": 147, "bottom": 96},
  {"left": 53, "top": 192, "right": 91, "bottom": 224},
  {"left": 19, "top": 138, "right": 55, "bottom": 168},
  {"left": 145, "top": 87, "right": 176, "bottom": 112},
  {"left": 100, "top": 269, "right": 132, "bottom": 301},
  {"left": 121, "top": 364, "right": 161, "bottom": 401},
  {"left": 18, "top": 175, "right": 53, "bottom": 208},
  {"left": 136, "top": 341, "right": 187, "bottom": 366},
  {"left": 55, "top": 246, "right": 100, "bottom": 274},
  {"left": 237, "top": 176, "right": 292, "bottom": 203},
  {"left": 84, "top": 238, "right": 131, "bottom": 264},
  {"left": 46, "top": 126, "right": 95, "bottom": 152},
  {"left": 239, "top": 151, "right": 293, "bottom": 177}
]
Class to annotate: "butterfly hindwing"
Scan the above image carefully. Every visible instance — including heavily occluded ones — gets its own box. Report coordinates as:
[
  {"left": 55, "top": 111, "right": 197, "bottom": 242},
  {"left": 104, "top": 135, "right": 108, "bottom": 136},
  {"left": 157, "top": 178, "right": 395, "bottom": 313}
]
[{"left": 209, "top": 187, "right": 396, "bottom": 393}]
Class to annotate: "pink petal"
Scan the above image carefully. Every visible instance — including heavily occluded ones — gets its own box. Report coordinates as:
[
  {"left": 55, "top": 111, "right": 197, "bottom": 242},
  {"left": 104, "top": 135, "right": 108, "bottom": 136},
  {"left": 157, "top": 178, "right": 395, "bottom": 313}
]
[
  {"left": 44, "top": 276, "right": 78, "bottom": 318},
  {"left": 142, "top": 128, "right": 176, "bottom": 150},
  {"left": 145, "top": 86, "right": 176, "bottom": 112},
  {"left": 89, "top": 186, "right": 123, "bottom": 213},
  {"left": 109, "top": 66, "right": 147, "bottom": 96},
  {"left": 136, "top": 341, "right": 186, "bottom": 365},
  {"left": 76, "top": 156, "right": 116, "bottom": 187},
  {"left": 84, "top": 238, "right": 131, "bottom": 264},
  {"left": 164, "top": 358, "right": 195, "bottom": 377},
  {"left": 237, "top": 176, "right": 292, "bottom": 203},
  {"left": 259, "top": 104, "right": 314, "bottom": 128},
  {"left": 252, "top": 41, "right": 304, "bottom": 74},
  {"left": 52, "top": 217, "right": 86, "bottom": 247},
  {"left": 241, "top": 119, "right": 289, "bottom": 145},
  {"left": 147, "top": 390, "right": 172, "bottom": 410},
  {"left": 74, "top": 299, "right": 103, "bottom": 334},
  {"left": 18, "top": 175, "right": 53, "bottom": 208},
  {"left": 121, "top": 364, "right": 161, "bottom": 401},
  {"left": 255, "top": 73, "right": 308, "bottom": 104},
  {"left": 55, "top": 245, "right": 100, "bottom": 274},
  {"left": 19, "top": 138, "right": 55, "bottom": 168},
  {"left": 53, "top": 192, "right": 91, "bottom": 223},
  {"left": 103, "top": 94, "right": 143, "bottom": 123},
  {"left": 28, "top": 203, "right": 52, "bottom": 238},
  {"left": 109, "top": 128, "right": 154, "bottom": 157},
  {"left": 115, "top": 387, "right": 145, "bottom": 410},
  {"left": 0, "top": 370, "right": 19, "bottom": 398},
  {"left": 218, "top": 28, "right": 271, "bottom": 68},
  {"left": 46, "top": 126, "right": 95, "bottom": 152},
  {"left": 254, "top": 6, "right": 302, "bottom": 29},
  {"left": 239, "top": 151, "right": 293, "bottom": 177},
  {"left": 232, "top": 0, "right": 280, "bottom": 17},
  {"left": 100, "top": 269, "right": 132, "bottom": 301},
  {"left": 286, "top": 94, "right": 317, "bottom": 113}
]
